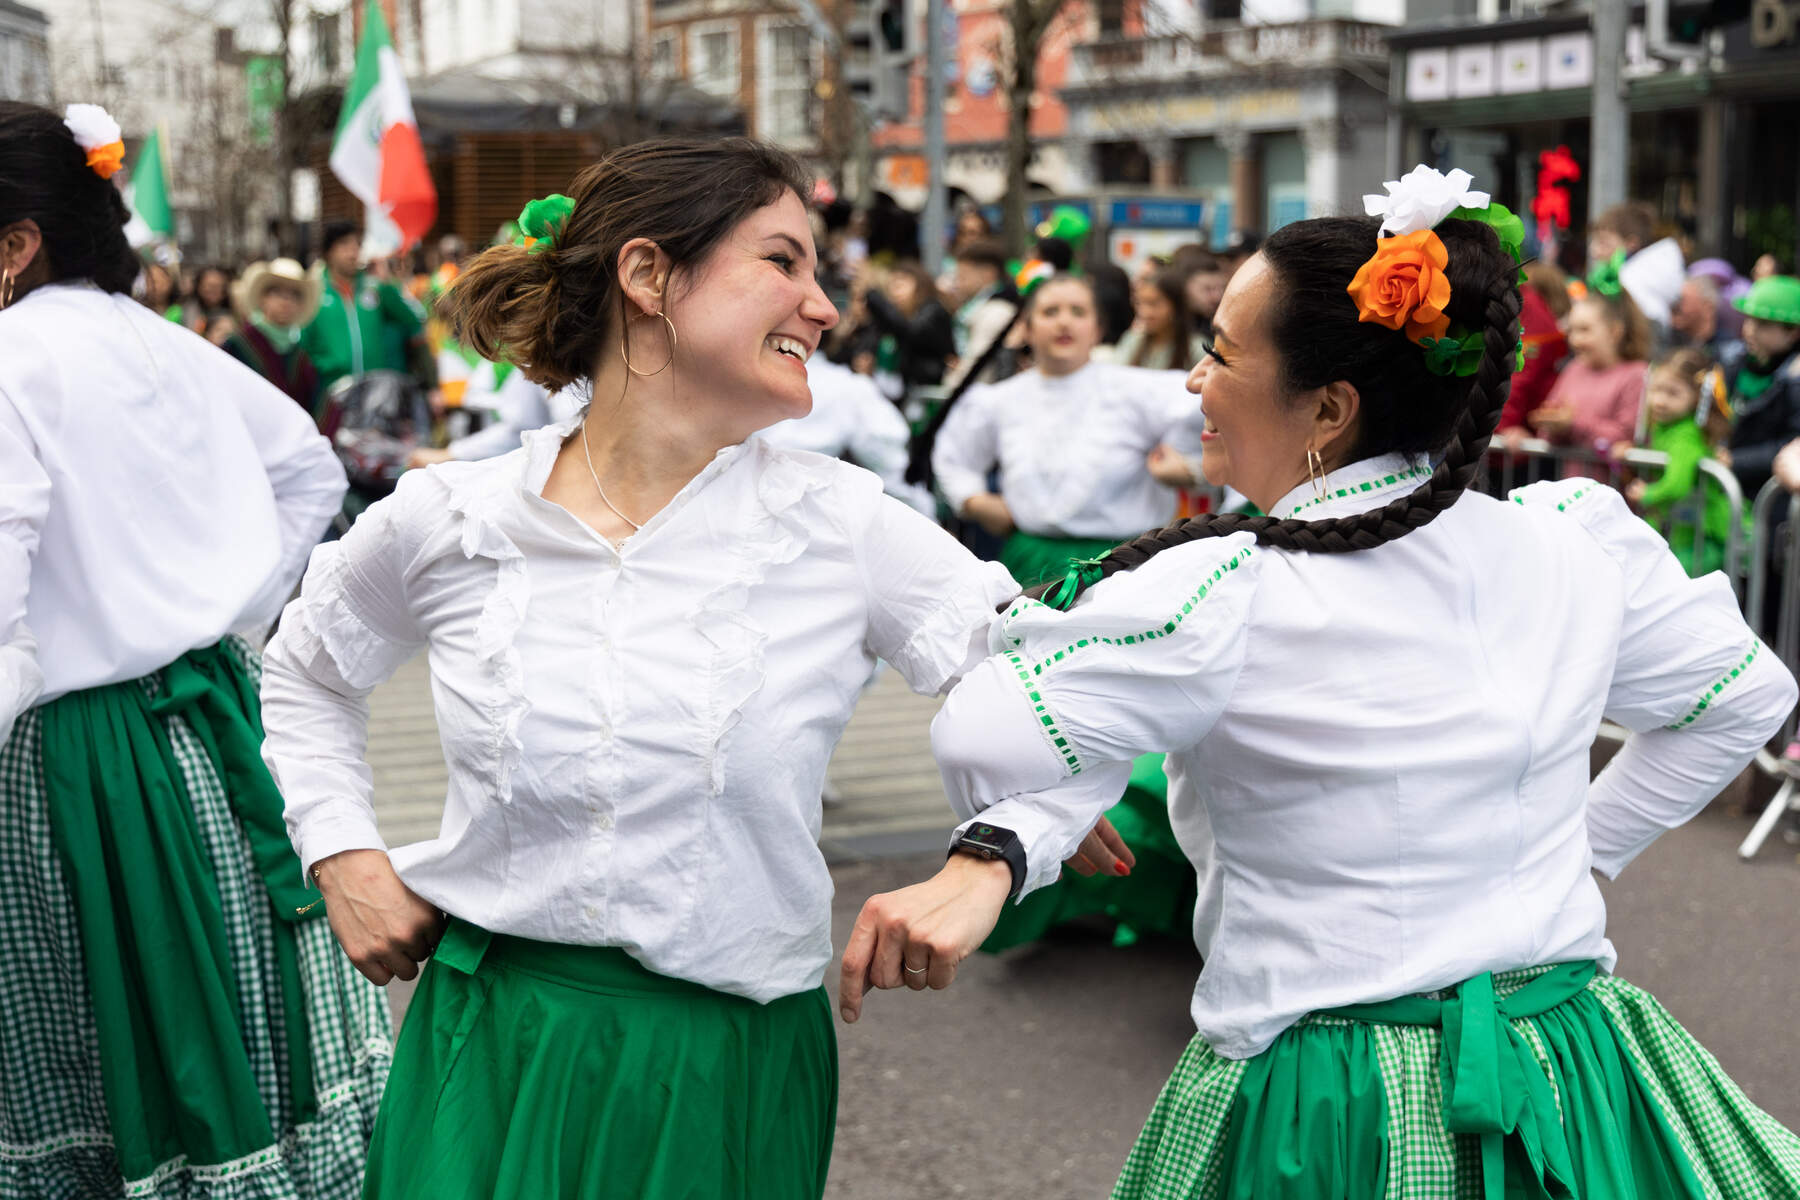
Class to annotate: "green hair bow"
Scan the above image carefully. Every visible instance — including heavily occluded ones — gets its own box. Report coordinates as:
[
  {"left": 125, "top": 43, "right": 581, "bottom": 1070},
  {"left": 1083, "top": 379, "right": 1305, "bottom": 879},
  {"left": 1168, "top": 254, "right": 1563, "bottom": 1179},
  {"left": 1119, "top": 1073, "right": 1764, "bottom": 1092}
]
[
  {"left": 1043, "top": 556, "right": 1107, "bottom": 612},
  {"left": 1418, "top": 325, "right": 1526, "bottom": 378},
  {"left": 1587, "top": 249, "right": 1626, "bottom": 298},
  {"left": 516, "top": 193, "right": 576, "bottom": 254}
]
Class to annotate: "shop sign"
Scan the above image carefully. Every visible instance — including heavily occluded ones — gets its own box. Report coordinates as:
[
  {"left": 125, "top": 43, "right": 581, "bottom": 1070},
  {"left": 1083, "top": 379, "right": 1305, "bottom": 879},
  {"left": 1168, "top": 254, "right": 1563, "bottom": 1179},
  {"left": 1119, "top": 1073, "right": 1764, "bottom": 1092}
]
[
  {"left": 1086, "top": 89, "right": 1302, "bottom": 136},
  {"left": 1109, "top": 198, "right": 1207, "bottom": 229},
  {"left": 1752, "top": 0, "right": 1800, "bottom": 47}
]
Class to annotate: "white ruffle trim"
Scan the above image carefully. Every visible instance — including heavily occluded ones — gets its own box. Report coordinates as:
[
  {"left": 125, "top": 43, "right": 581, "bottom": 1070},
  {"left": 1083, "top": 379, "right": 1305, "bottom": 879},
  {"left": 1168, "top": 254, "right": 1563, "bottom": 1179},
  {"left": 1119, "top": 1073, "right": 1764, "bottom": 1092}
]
[{"left": 285, "top": 543, "right": 414, "bottom": 693}]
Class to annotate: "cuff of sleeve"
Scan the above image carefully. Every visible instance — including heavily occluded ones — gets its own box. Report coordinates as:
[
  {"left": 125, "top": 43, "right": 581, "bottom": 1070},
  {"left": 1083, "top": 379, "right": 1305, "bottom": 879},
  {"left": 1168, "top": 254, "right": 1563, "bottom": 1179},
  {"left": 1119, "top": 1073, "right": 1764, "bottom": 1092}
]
[
  {"left": 949, "top": 760, "right": 1135, "bottom": 901},
  {"left": 934, "top": 473, "right": 986, "bottom": 517},
  {"left": 294, "top": 813, "right": 391, "bottom": 885},
  {"left": 0, "top": 639, "right": 45, "bottom": 747}
]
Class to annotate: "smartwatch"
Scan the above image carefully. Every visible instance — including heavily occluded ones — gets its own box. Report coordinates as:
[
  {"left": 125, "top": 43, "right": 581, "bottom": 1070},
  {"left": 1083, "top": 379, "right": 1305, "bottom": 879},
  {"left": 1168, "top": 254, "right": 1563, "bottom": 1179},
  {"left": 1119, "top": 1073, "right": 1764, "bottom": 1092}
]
[{"left": 950, "top": 822, "right": 1026, "bottom": 899}]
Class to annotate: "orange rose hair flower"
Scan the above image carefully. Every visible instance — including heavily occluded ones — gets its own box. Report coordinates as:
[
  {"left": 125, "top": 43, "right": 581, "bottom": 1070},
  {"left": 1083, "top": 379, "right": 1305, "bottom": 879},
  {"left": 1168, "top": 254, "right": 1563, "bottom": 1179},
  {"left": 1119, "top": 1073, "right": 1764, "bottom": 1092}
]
[
  {"left": 1346, "top": 229, "right": 1453, "bottom": 344},
  {"left": 85, "top": 141, "right": 126, "bottom": 179}
]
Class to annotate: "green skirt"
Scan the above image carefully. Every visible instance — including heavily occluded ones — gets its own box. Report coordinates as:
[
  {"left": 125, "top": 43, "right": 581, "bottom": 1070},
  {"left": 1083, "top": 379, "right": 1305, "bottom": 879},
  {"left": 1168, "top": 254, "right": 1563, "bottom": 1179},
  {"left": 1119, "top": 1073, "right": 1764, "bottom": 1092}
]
[
  {"left": 1115, "top": 962, "right": 1800, "bottom": 1199},
  {"left": 0, "top": 638, "right": 391, "bottom": 1199},
  {"left": 364, "top": 921, "right": 837, "bottom": 1200}
]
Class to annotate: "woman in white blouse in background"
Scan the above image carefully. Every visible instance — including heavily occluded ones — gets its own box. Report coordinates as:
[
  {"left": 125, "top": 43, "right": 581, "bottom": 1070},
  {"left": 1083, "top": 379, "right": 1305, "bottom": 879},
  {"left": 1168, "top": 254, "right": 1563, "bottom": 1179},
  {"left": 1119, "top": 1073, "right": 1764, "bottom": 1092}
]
[
  {"left": 844, "top": 184, "right": 1800, "bottom": 1197},
  {"left": 258, "top": 139, "right": 1027, "bottom": 1199},
  {"left": 0, "top": 102, "right": 379, "bottom": 1199},
  {"left": 928, "top": 272, "right": 1206, "bottom": 951}
]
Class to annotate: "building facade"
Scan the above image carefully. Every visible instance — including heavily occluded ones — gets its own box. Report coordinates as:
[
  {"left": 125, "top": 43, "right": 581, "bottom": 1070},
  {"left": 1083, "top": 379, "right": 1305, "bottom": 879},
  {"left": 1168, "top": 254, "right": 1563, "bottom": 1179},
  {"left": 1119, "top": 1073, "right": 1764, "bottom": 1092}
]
[
  {"left": 0, "top": 0, "right": 50, "bottom": 104},
  {"left": 1388, "top": 5, "right": 1800, "bottom": 269},
  {"left": 643, "top": 0, "right": 830, "bottom": 155}
]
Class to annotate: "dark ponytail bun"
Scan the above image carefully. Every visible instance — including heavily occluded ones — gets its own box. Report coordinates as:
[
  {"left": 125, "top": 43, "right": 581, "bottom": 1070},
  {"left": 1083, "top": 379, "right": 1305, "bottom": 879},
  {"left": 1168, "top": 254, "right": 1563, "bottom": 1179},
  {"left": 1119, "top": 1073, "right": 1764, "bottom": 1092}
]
[
  {"left": 445, "top": 137, "right": 811, "bottom": 391},
  {"left": 0, "top": 102, "right": 138, "bottom": 294}
]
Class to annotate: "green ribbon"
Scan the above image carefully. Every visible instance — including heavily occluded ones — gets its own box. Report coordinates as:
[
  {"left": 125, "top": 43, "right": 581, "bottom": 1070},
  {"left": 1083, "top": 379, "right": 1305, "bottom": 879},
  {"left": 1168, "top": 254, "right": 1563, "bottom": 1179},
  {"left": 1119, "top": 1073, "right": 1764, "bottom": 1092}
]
[
  {"left": 516, "top": 193, "right": 575, "bottom": 254},
  {"left": 1588, "top": 249, "right": 1627, "bottom": 298},
  {"left": 1042, "top": 556, "right": 1107, "bottom": 611},
  {"left": 1418, "top": 327, "right": 1486, "bottom": 378}
]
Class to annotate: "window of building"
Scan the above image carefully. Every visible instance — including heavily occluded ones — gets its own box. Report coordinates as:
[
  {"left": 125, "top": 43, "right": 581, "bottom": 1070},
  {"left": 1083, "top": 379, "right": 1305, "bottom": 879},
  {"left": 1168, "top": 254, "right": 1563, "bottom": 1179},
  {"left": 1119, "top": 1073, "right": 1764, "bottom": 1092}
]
[
  {"left": 689, "top": 24, "right": 739, "bottom": 99},
  {"left": 650, "top": 33, "right": 677, "bottom": 80},
  {"left": 759, "top": 23, "right": 813, "bottom": 144},
  {"left": 1097, "top": 0, "right": 1127, "bottom": 35},
  {"left": 313, "top": 12, "right": 340, "bottom": 77}
]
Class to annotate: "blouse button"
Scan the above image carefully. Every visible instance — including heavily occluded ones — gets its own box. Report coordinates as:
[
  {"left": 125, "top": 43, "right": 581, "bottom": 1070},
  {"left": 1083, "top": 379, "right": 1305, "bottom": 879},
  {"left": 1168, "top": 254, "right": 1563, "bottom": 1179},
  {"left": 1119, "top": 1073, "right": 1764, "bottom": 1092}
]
[{"left": 596, "top": 813, "right": 614, "bottom": 832}]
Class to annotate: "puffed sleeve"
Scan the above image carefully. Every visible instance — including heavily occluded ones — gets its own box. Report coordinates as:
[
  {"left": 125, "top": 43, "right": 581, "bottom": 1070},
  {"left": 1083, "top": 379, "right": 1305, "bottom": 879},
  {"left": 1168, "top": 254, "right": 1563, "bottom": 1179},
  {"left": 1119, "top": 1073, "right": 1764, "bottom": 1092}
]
[
  {"left": 260, "top": 471, "right": 436, "bottom": 879},
  {"left": 930, "top": 383, "right": 1001, "bottom": 515},
  {"left": 932, "top": 531, "right": 1261, "bottom": 895},
  {"left": 843, "top": 471, "right": 1019, "bottom": 696},
  {"left": 0, "top": 390, "right": 47, "bottom": 743},
  {"left": 1514, "top": 479, "right": 1798, "bottom": 876}
]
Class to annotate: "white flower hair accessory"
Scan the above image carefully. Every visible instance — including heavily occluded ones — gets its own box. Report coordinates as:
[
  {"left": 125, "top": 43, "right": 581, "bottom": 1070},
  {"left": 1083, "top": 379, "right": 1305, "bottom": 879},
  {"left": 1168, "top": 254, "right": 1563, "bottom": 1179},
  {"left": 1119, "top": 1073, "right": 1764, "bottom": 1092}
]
[
  {"left": 62, "top": 103, "right": 126, "bottom": 179},
  {"left": 1363, "top": 166, "right": 1490, "bottom": 239}
]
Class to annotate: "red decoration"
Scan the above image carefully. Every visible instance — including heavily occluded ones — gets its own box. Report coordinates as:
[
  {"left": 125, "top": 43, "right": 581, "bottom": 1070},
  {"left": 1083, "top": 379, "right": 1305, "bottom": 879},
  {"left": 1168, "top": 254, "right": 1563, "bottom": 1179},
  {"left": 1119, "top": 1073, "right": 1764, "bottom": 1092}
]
[{"left": 1531, "top": 146, "right": 1581, "bottom": 243}]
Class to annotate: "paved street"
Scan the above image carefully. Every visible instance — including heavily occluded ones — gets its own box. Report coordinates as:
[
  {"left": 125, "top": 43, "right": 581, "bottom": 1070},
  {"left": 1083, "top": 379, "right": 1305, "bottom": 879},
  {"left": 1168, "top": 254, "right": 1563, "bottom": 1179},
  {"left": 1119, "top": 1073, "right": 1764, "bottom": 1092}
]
[{"left": 364, "top": 659, "right": 1800, "bottom": 1198}]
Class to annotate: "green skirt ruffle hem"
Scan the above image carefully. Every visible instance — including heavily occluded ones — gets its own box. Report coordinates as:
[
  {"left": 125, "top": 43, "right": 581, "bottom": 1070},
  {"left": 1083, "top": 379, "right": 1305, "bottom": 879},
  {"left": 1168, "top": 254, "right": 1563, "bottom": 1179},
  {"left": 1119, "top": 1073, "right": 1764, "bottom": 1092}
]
[
  {"left": 363, "top": 921, "right": 838, "bottom": 1200},
  {"left": 1114, "top": 962, "right": 1800, "bottom": 1199}
]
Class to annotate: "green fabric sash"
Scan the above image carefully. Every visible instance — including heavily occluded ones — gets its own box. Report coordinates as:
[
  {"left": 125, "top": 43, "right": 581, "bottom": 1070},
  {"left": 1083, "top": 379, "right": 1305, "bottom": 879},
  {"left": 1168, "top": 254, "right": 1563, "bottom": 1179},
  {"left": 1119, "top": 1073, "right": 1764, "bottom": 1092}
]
[
  {"left": 37, "top": 641, "right": 319, "bottom": 1179},
  {"left": 1219, "top": 961, "right": 1709, "bottom": 1200},
  {"left": 999, "top": 531, "right": 1122, "bottom": 590}
]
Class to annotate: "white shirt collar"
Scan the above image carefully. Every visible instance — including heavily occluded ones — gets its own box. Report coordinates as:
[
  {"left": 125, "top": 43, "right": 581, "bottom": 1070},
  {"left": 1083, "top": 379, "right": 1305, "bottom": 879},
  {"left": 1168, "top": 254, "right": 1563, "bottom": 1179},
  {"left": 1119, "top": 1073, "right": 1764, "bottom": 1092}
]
[{"left": 1269, "top": 451, "right": 1433, "bottom": 521}]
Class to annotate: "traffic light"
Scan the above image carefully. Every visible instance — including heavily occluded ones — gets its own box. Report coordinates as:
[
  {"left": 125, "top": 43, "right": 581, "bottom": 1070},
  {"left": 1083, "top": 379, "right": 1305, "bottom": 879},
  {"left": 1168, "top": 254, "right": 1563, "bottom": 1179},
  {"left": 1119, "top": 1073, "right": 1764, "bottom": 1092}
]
[{"left": 868, "top": 0, "right": 916, "bottom": 122}]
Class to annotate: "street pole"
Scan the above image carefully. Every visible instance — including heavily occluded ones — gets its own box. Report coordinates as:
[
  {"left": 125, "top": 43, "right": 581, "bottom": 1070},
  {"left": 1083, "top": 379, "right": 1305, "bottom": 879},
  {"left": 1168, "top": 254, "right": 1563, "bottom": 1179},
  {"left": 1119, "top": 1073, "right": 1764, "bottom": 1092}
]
[
  {"left": 922, "top": 0, "right": 948, "bottom": 270},
  {"left": 1589, "top": 0, "right": 1629, "bottom": 220}
]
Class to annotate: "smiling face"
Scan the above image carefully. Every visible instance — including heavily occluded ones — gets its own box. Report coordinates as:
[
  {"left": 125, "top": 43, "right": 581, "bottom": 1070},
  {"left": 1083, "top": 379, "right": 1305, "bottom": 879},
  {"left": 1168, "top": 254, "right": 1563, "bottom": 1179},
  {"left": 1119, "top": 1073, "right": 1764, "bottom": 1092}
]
[
  {"left": 1567, "top": 298, "right": 1622, "bottom": 370},
  {"left": 660, "top": 189, "right": 839, "bottom": 440},
  {"left": 1188, "top": 254, "right": 1336, "bottom": 511},
  {"left": 1025, "top": 277, "right": 1101, "bottom": 377}
]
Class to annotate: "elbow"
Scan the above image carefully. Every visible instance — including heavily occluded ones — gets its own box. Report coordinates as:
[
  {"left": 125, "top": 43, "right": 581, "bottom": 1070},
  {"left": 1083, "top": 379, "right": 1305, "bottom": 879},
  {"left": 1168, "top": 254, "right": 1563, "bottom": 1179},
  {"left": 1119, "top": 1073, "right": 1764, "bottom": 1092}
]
[
  {"left": 930, "top": 702, "right": 989, "bottom": 784},
  {"left": 1749, "top": 653, "right": 1799, "bottom": 744}
]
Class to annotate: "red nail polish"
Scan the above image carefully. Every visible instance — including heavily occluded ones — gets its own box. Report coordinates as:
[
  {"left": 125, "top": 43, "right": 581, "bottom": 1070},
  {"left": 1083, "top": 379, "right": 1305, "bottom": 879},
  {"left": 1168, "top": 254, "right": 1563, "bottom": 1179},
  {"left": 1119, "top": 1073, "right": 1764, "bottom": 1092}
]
[{"left": 1115, "top": 861, "right": 1131, "bottom": 876}]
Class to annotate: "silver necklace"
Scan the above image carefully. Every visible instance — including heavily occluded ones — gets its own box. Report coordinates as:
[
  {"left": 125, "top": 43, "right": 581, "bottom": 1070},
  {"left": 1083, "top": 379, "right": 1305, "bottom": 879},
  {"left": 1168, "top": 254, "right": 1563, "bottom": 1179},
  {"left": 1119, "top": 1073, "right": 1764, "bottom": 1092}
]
[{"left": 579, "top": 423, "right": 642, "bottom": 545}]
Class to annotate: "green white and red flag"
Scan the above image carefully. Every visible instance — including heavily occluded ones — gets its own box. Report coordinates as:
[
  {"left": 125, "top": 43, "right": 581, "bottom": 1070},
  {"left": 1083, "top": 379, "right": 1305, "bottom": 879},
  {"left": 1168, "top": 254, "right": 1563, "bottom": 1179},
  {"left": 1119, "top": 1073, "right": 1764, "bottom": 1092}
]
[{"left": 329, "top": 0, "right": 435, "bottom": 253}]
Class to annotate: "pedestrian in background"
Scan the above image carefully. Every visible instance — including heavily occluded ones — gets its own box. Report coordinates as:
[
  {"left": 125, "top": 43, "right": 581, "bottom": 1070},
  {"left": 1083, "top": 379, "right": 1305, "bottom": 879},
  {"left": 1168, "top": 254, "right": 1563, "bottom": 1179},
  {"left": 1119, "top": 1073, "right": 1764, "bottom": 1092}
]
[
  {"left": 1496, "top": 259, "right": 1572, "bottom": 450},
  {"left": 185, "top": 262, "right": 234, "bottom": 334},
  {"left": 301, "top": 220, "right": 438, "bottom": 400},
  {"left": 1624, "top": 347, "right": 1733, "bottom": 576},
  {"left": 260, "top": 138, "right": 1025, "bottom": 1200},
  {"left": 1722, "top": 274, "right": 1800, "bottom": 500},
  {"left": 1116, "top": 266, "right": 1203, "bottom": 372},
  {"left": 1529, "top": 287, "right": 1651, "bottom": 463},
  {"left": 860, "top": 258, "right": 955, "bottom": 405},
  {"left": 943, "top": 238, "right": 1017, "bottom": 391},
  {"left": 0, "top": 100, "right": 380, "bottom": 1200},
  {"left": 225, "top": 257, "right": 323, "bottom": 417}
]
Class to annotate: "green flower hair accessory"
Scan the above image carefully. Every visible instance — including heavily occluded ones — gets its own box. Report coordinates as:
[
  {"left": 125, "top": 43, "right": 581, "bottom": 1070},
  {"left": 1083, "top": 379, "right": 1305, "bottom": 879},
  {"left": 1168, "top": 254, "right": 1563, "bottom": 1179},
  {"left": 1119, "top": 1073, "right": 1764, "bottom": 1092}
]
[
  {"left": 1417, "top": 327, "right": 1485, "bottom": 378},
  {"left": 1044, "top": 556, "right": 1107, "bottom": 612},
  {"left": 516, "top": 193, "right": 575, "bottom": 254},
  {"left": 1448, "top": 200, "right": 1528, "bottom": 283},
  {"left": 1587, "top": 249, "right": 1626, "bottom": 298}
]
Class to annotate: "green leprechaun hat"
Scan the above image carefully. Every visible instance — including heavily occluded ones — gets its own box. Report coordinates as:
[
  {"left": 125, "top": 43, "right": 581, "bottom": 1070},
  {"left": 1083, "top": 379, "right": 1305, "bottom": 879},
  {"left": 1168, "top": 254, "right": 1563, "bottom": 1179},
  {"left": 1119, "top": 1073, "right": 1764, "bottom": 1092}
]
[{"left": 1733, "top": 275, "right": 1800, "bottom": 326}]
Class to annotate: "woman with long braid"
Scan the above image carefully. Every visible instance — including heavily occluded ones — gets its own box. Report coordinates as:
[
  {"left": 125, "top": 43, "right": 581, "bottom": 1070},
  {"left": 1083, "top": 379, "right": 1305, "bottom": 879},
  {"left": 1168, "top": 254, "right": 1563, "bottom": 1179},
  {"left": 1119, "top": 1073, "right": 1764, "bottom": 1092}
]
[{"left": 840, "top": 173, "right": 1800, "bottom": 1196}]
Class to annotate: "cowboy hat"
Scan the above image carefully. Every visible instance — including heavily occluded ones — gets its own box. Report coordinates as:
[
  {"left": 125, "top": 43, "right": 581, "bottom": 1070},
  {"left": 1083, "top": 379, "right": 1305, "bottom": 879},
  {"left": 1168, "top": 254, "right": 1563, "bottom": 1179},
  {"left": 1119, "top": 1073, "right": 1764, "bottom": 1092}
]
[{"left": 235, "top": 257, "right": 322, "bottom": 327}]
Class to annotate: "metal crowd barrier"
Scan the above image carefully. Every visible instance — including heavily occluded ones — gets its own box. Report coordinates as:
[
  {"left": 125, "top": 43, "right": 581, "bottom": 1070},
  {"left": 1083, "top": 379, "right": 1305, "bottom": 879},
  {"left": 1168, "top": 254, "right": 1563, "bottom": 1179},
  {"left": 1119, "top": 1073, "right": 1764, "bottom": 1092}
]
[{"left": 1740, "top": 478, "right": 1800, "bottom": 860}]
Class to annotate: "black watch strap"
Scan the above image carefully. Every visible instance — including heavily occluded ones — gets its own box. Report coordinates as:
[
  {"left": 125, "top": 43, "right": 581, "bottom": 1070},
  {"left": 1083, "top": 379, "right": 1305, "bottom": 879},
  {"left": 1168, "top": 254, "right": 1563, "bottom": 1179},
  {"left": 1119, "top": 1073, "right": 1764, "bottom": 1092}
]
[{"left": 949, "top": 821, "right": 1026, "bottom": 899}]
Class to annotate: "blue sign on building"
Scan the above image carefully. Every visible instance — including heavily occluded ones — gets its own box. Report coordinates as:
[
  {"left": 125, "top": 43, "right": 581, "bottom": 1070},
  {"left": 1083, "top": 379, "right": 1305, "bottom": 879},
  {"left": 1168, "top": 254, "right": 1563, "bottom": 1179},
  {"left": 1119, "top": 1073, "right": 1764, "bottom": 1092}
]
[{"left": 1108, "top": 199, "right": 1207, "bottom": 229}]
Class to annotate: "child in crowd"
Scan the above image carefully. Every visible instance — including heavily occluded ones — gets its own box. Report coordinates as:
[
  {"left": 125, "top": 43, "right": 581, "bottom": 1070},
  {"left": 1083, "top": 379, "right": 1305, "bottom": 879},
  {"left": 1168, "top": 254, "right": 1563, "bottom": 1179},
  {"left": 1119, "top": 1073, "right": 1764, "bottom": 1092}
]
[
  {"left": 1496, "top": 260, "right": 1572, "bottom": 447},
  {"left": 1529, "top": 290, "right": 1651, "bottom": 463},
  {"left": 1722, "top": 275, "right": 1800, "bottom": 500},
  {"left": 1625, "top": 348, "right": 1732, "bottom": 577}
]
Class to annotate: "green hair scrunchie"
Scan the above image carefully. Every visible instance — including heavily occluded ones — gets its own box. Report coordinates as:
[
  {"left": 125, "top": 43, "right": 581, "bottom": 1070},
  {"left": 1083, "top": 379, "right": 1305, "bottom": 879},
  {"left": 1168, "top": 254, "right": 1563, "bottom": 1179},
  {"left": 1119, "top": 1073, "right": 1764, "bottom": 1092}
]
[
  {"left": 516, "top": 193, "right": 575, "bottom": 254},
  {"left": 1587, "top": 249, "right": 1626, "bottom": 298},
  {"left": 1043, "top": 556, "right": 1107, "bottom": 612}
]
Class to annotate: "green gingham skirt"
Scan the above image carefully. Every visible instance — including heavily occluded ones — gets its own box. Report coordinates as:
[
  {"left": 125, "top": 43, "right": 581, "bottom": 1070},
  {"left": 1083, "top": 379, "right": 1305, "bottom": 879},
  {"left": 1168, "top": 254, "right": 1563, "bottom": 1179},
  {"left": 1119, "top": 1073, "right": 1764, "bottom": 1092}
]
[
  {"left": 1115, "top": 965, "right": 1800, "bottom": 1199},
  {"left": 0, "top": 641, "right": 393, "bottom": 1199}
]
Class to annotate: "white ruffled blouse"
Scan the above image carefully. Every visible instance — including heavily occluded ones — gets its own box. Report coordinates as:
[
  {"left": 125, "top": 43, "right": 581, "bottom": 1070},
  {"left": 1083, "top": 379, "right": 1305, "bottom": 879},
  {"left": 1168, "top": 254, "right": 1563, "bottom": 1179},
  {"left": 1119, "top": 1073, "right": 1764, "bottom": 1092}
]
[
  {"left": 260, "top": 420, "right": 1017, "bottom": 1003},
  {"left": 930, "top": 361, "right": 1204, "bottom": 539},
  {"left": 932, "top": 456, "right": 1797, "bottom": 1057}
]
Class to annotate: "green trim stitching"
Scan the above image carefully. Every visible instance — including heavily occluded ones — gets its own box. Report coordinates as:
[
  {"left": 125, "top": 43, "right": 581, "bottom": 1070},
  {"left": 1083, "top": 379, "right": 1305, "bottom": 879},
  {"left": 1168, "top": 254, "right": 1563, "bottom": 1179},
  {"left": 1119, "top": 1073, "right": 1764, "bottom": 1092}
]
[
  {"left": 1666, "top": 640, "right": 1762, "bottom": 730},
  {"left": 1004, "top": 650, "right": 1084, "bottom": 775},
  {"left": 1511, "top": 484, "right": 1599, "bottom": 512},
  {"left": 1019, "top": 547, "right": 1255, "bottom": 682},
  {"left": 1285, "top": 465, "right": 1431, "bottom": 518}
]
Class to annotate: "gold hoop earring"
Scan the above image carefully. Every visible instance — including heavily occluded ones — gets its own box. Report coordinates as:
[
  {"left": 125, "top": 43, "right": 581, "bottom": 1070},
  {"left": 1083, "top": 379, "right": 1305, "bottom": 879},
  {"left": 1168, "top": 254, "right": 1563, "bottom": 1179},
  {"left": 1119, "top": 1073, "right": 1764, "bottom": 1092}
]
[
  {"left": 621, "top": 310, "right": 677, "bottom": 377},
  {"left": 1306, "top": 448, "right": 1327, "bottom": 503},
  {"left": 0, "top": 269, "right": 13, "bottom": 311}
]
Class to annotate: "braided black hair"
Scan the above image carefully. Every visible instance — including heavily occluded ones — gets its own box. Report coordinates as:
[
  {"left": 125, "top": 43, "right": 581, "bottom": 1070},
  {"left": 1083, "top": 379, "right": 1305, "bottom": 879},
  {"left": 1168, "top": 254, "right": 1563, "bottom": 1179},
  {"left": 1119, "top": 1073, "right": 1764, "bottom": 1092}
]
[
  {"left": 0, "top": 102, "right": 138, "bottom": 294},
  {"left": 1029, "top": 214, "right": 1522, "bottom": 598}
]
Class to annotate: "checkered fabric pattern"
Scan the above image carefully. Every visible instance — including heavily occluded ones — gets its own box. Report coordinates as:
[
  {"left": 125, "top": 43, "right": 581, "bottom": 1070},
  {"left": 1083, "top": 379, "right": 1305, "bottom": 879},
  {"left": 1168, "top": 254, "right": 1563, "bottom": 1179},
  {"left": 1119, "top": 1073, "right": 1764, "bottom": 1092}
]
[
  {"left": 0, "top": 640, "right": 392, "bottom": 1199},
  {"left": 1113, "top": 966, "right": 1800, "bottom": 1199}
]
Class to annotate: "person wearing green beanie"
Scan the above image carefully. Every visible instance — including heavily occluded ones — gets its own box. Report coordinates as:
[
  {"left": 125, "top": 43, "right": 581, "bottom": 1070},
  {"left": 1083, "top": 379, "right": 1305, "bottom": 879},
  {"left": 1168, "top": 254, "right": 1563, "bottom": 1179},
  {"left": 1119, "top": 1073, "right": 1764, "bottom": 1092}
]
[{"left": 1723, "top": 275, "right": 1800, "bottom": 499}]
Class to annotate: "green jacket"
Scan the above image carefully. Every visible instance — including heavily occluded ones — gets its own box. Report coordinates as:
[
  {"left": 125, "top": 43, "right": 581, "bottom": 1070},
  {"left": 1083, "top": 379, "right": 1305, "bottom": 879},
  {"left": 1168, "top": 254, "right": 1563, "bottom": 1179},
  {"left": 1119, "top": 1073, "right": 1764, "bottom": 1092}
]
[
  {"left": 301, "top": 272, "right": 425, "bottom": 392},
  {"left": 1640, "top": 416, "right": 1732, "bottom": 577}
]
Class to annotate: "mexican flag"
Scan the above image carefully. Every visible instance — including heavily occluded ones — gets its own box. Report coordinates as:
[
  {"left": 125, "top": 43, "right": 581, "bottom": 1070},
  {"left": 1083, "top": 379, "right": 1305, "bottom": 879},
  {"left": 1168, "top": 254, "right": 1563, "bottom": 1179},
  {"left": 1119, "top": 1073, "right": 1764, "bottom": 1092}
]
[
  {"left": 123, "top": 126, "right": 173, "bottom": 248},
  {"left": 330, "top": 0, "right": 435, "bottom": 254}
]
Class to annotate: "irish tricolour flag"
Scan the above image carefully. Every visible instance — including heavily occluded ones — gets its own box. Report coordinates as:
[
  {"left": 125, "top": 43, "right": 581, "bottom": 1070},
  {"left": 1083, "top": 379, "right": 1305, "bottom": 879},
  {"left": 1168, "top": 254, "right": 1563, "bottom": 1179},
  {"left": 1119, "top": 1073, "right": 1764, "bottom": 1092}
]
[{"left": 330, "top": 0, "right": 436, "bottom": 254}]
